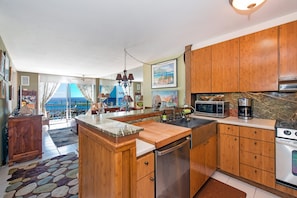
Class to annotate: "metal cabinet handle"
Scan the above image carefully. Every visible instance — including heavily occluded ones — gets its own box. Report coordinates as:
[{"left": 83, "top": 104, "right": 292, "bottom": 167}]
[
  {"left": 150, "top": 177, "right": 155, "bottom": 181},
  {"left": 144, "top": 161, "right": 149, "bottom": 166}
]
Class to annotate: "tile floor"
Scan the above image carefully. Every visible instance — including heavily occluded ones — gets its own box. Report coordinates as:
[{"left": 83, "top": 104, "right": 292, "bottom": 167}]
[{"left": 0, "top": 120, "right": 281, "bottom": 198}]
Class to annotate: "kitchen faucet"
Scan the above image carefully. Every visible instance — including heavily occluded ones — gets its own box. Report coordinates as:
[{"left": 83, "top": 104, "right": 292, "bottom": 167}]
[{"left": 181, "top": 104, "right": 195, "bottom": 121}]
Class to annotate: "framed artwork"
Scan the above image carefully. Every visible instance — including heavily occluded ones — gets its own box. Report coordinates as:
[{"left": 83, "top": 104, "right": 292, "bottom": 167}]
[
  {"left": 9, "top": 66, "right": 12, "bottom": 81},
  {"left": 152, "top": 90, "right": 178, "bottom": 108},
  {"left": 4, "top": 54, "right": 10, "bottom": 81},
  {"left": 0, "top": 51, "right": 5, "bottom": 77},
  {"left": 151, "top": 59, "right": 177, "bottom": 88},
  {"left": 9, "top": 85, "right": 12, "bottom": 100},
  {"left": 0, "top": 80, "right": 5, "bottom": 99},
  {"left": 21, "top": 75, "right": 30, "bottom": 86}
]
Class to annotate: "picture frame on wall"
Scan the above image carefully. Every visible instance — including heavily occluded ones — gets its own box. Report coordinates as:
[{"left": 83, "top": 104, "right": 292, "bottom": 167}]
[
  {"left": 151, "top": 59, "right": 177, "bottom": 89},
  {"left": 0, "top": 51, "right": 5, "bottom": 77},
  {"left": 4, "top": 54, "right": 10, "bottom": 81},
  {"left": 21, "top": 75, "right": 30, "bottom": 86},
  {"left": 9, "top": 66, "right": 12, "bottom": 82},
  {"left": 152, "top": 90, "right": 178, "bottom": 108},
  {"left": 9, "top": 85, "right": 12, "bottom": 100},
  {"left": 0, "top": 80, "right": 5, "bottom": 99}
]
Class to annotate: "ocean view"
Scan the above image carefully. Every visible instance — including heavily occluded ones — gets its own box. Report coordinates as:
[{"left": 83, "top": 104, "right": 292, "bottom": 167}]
[{"left": 45, "top": 97, "right": 90, "bottom": 118}]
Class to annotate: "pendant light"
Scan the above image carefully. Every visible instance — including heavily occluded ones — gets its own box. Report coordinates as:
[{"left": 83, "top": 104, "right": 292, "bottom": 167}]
[{"left": 116, "top": 49, "right": 134, "bottom": 88}]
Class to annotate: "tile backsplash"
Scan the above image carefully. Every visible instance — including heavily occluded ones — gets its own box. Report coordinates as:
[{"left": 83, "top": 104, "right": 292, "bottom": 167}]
[{"left": 195, "top": 92, "right": 297, "bottom": 120}]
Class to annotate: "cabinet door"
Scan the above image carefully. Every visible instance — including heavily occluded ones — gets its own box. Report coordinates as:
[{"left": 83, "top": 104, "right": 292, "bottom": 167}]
[
  {"left": 218, "top": 124, "right": 239, "bottom": 175},
  {"left": 239, "top": 27, "right": 278, "bottom": 91},
  {"left": 8, "top": 116, "right": 42, "bottom": 165},
  {"left": 212, "top": 38, "right": 239, "bottom": 92},
  {"left": 190, "top": 143, "right": 205, "bottom": 198},
  {"left": 191, "top": 46, "right": 212, "bottom": 93},
  {"left": 205, "top": 135, "right": 217, "bottom": 178},
  {"left": 218, "top": 133, "right": 239, "bottom": 176},
  {"left": 279, "top": 20, "right": 297, "bottom": 79}
]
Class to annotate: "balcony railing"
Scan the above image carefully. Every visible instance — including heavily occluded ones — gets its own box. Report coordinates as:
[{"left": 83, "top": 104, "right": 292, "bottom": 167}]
[{"left": 45, "top": 99, "right": 90, "bottom": 120}]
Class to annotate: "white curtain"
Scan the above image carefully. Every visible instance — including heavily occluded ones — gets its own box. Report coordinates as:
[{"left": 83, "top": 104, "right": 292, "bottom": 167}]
[
  {"left": 77, "top": 84, "right": 95, "bottom": 104},
  {"left": 39, "top": 82, "right": 60, "bottom": 117}
]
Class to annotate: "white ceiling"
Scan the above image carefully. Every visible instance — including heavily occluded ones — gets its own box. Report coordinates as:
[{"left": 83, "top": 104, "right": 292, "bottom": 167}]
[{"left": 0, "top": 0, "right": 297, "bottom": 82}]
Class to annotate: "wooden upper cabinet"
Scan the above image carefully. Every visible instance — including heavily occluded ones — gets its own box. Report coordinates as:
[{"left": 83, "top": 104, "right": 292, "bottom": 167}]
[
  {"left": 212, "top": 38, "right": 239, "bottom": 92},
  {"left": 279, "top": 20, "right": 297, "bottom": 80},
  {"left": 239, "top": 27, "right": 279, "bottom": 92},
  {"left": 191, "top": 46, "right": 212, "bottom": 93}
]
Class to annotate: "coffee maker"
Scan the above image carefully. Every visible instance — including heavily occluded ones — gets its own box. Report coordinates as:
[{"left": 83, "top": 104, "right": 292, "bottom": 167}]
[{"left": 238, "top": 98, "right": 253, "bottom": 120}]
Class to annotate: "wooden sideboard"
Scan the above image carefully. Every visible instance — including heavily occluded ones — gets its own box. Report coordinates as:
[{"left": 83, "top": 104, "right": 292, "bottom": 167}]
[{"left": 8, "top": 115, "right": 42, "bottom": 166}]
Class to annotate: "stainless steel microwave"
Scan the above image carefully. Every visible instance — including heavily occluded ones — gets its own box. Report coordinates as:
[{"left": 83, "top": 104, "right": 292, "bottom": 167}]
[{"left": 195, "top": 100, "right": 229, "bottom": 118}]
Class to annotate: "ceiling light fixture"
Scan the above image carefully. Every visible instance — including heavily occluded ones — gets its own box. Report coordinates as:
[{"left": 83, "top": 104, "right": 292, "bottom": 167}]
[
  {"left": 229, "top": 0, "right": 266, "bottom": 12},
  {"left": 116, "top": 49, "right": 134, "bottom": 88}
]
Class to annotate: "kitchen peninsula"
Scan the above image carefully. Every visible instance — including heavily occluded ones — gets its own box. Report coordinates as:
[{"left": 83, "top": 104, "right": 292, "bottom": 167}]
[{"left": 75, "top": 109, "right": 191, "bottom": 198}]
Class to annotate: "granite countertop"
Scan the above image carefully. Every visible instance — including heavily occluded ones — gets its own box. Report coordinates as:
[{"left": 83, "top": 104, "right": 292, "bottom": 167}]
[
  {"left": 76, "top": 110, "right": 159, "bottom": 157},
  {"left": 190, "top": 115, "right": 275, "bottom": 130},
  {"left": 75, "top": 114, "right": 144, "bottom": 137}
]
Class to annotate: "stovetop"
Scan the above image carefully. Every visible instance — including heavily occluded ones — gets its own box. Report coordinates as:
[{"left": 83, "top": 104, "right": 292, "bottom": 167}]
[
  {"left": 275, "top": 119, "right": 297, "bottom": 130},
  {"left": 275, "top": 119, "right": 297, "bottom": 140}
]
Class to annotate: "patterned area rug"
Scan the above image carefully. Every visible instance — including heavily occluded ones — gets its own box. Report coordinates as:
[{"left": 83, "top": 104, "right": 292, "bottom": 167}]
[
  {"left": 4, "top": 153, "right": 78, "bottom": 198},
  {"left": 48, "top": 127, "right": 78, "bottom": 147}
]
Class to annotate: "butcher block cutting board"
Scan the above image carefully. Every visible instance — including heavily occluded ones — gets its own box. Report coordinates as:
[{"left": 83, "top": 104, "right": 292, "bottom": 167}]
[{"left": 133, "top": 120, "right": 191, "bottom": 149}]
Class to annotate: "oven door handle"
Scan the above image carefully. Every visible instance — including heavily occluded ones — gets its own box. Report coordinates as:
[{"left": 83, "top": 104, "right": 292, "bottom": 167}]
[
  {"left": 276, "top": 138, "right": 297, "bottom": 148},
  {"left": 156, "top": 137, "right": 190, "bottom": 156}
]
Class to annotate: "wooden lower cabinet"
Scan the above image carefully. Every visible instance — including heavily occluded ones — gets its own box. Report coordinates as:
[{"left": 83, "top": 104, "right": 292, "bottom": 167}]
[
  {"left": 137, "top": 152, "right": 154, "bottom": 198},
  {"left": 8, "top": 115, "right": 42, "bottom": 166},
  {"left": 218, "top": 124, "right": 297, "bottom": 196},
  {"left": 239, "top": 126, "right": 275, "bottom": 188},
  {"left": 190, "top": 134, "right": 216, "bottom": 197},
  {"left": 218, "top": 124, "right": 239, "bottom": 176}
]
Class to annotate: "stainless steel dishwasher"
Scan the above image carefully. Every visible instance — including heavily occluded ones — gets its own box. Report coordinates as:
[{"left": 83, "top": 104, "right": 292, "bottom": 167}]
[{"left": 154, "top": 136, "right": 191, "bottom": 198}]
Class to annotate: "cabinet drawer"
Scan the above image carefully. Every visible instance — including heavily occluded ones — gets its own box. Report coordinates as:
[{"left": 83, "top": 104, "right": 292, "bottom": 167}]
[
  {"left": 240, "top": 164, "right": 275, "bottom": 188},
  {"left": 137, "top": 152, "right": 154, "bottom": 180},
  {"left": 240, "top": 150, "right": 274, "bottom": 173},
  {"left": 137, "top": 171, "right": 155, "bottom": 198},
  {"left": 240, "top": 126, "right": 274, "bottom": 143},
  {"left": 240, "top": 137, "right": 274, "bottom": 158},
  {"left": 218, "top": 124, "right": 239, "bottom": 136}
]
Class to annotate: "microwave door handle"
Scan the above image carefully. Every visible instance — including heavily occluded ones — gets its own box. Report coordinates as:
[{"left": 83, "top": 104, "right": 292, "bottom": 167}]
[{"left": 156, "top": 137, "right": 190, "bottom": 156}]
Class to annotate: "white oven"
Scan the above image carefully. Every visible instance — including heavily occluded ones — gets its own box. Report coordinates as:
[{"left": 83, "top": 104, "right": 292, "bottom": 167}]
[{"left": 275, "top": 121, "right": 297, "bottom": 189}]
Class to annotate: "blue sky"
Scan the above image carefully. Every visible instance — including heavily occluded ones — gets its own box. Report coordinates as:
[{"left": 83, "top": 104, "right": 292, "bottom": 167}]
[{"left": 53, "top": 83, "right": 84, "bottom": 98}]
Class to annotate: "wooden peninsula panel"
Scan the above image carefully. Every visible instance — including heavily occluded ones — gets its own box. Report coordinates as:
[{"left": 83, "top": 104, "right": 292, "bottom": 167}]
[{"left": 78, "top": 122, "right": 137, "bottom": 198}]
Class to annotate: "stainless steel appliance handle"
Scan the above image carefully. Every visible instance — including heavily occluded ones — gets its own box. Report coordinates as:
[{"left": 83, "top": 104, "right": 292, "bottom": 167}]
[
  {"left": 276, "top": 137, "right": 297, "bottom": 148},
  {"left": 156, "top": 137, "right": 190, "bottom": 156}
]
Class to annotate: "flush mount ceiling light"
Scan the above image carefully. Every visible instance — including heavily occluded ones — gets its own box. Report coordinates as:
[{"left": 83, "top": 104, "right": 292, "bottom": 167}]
[{"left": 229, "top": 0, "right": 267, "bottom": 13}]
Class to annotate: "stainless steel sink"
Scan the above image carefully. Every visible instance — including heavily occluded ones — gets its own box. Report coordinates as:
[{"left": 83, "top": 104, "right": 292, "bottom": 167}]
[
  {"left": 166, "top": 117, "right": 217, "bottom": 148},
  {"left": 166, "top": 117, "right": 215, "bottom": 129}
]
